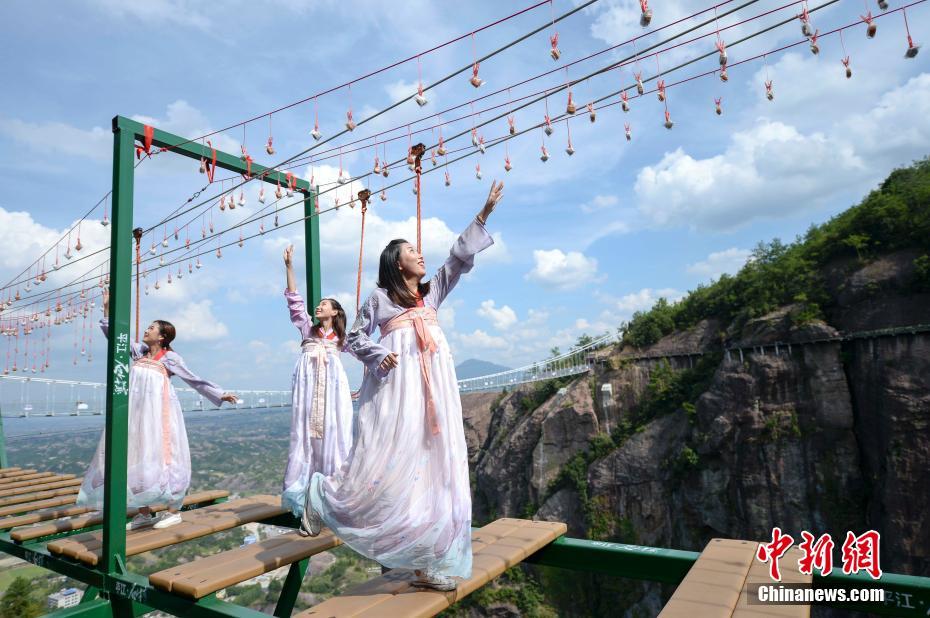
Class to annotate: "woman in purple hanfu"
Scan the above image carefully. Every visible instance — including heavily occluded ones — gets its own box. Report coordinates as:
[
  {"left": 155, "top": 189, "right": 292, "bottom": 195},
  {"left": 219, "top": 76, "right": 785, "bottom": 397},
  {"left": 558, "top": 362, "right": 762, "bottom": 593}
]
[
  {"left": 78, "top": 289, "right": 237, "bottom": 530},
  {"left": 280, "top": 244, "right": 354, "bottom": 520},
  {"left": 303, "top": 180, "right": 505, "bottom": 591}
]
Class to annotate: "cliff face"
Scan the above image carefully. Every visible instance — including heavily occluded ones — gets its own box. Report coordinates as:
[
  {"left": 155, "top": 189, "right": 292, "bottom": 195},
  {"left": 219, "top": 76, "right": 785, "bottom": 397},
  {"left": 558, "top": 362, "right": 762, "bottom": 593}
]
[{"left": 462, "top": 250, "right": 930, "bottom": 605}]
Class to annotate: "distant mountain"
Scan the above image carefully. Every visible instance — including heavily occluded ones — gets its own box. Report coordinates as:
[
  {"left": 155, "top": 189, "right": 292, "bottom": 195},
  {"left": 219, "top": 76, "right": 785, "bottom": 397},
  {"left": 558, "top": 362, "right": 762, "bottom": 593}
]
[{"left": 455, "top": 358, "right": 511, "bottom": 380}]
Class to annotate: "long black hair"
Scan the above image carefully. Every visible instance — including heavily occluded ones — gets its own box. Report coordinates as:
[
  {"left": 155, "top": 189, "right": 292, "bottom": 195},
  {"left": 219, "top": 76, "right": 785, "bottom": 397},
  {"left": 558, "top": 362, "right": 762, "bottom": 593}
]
[
  {"left": 377, "top": 239, "right": 430, "bottom": 308},
  {"left": 313, "top": 298, "right": 347, "bottom": 348}
]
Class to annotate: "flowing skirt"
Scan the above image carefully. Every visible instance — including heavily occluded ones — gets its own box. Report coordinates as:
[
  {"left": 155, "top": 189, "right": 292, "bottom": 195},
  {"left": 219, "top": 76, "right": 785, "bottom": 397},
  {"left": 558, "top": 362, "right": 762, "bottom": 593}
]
[
  {"left": 77, "top": 361, "right": 191, "bottom": 510},
  {"left": 308, "top": 324, "right": 472, "bottom": 578},
  {"left": 281, "top": 350, "right": 354, "bottom": 516}
]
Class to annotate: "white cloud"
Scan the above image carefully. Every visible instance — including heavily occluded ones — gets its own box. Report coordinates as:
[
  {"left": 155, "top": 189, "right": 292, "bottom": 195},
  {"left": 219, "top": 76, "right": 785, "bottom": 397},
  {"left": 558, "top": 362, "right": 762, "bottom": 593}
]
[
  {"left": 686, "top": 247, "right": 751, "bottom": 279},
  {"left": 605, "top": 287, "right": 683, "bottom": 316},
  {"left": 477, "top": 299, "right": 517, "bottom": 330},
  {"left": 581, "top": 194, "right": 619, "bottom": 214},
  {"left": 165, "top": 300, "right": 229, "bottom": 341},
  {"left": 0, "top": 118, "right": 111, "bottom": 161},
  {"left": 634, "top": 120, "right": 864, "bottom": 230},
  {"left": 384, "top": 79, "right": 436, "bottom": 109},
  {"left": 463, "top": 329, "right": 509, "bottom": 351},
  {"left": 525, "top": 248, "right": 603, "bottom": 290},
  {"left": 89, "top": 0, "right": 211, "bottom": 30}
]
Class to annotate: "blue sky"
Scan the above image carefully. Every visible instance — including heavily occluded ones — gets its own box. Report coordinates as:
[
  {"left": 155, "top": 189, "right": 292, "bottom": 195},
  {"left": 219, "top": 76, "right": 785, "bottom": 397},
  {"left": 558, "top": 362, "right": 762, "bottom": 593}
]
[{"left": 0, "top": 0, "right": 927, "bottom": 390}]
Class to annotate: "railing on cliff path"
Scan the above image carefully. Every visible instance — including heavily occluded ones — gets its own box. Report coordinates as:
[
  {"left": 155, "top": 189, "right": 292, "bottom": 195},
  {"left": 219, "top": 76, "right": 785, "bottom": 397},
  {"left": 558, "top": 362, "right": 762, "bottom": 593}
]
[
  {"left": 456, "top": 332, "right": 617, "bottom": 393},
  {"left": 457, "top": 323, "right": 930, "bottom": 392}
]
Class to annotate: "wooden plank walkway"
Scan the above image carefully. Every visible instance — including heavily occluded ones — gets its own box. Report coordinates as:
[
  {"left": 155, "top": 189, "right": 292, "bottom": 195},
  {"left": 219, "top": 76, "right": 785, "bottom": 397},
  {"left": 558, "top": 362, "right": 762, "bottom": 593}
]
[
  {"left": 659, "top": 539, "right": 811, "bottom": 617},
  {"left": 0, "top": 476, "right": 80, "bottom": 497},
  {"left": 297, "top": 518, "right": 566, "bottom": 618},
  {"left": 10, "top": 489, "right": 229, "bottom": 542},
  {"left": 47, "top": 495, "right": 286, "bottom": 566},
  {"left": 150, "top": 530, "right": 341, "bottom": 599}
]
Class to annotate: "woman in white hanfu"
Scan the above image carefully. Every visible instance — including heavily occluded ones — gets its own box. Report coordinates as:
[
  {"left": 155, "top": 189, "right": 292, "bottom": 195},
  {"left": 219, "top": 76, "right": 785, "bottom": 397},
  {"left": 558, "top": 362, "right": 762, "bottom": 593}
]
[
  {"left": 280, "top": 244, "right": 354, "bottom": 521},
  {"left": 303, "top": 180, "right": 505, "bottom": 592},
  {"left": 77, "top": 289, "right": 237, "bottom": 530}
]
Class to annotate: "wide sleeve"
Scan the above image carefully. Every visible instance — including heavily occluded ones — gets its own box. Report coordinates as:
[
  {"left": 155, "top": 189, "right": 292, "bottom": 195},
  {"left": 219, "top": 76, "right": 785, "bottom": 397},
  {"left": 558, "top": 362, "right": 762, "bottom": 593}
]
[
  {"left": 345, "top": 292, "right": 394, "bottom": 379},
  {"left": 100, "top": 318, "right": 147, "bottom": 360},
  {"left": 424, "top": 218, "right": 494, "bottom": 308},
  {"left": 162, "top": 352, "right": 226, "bottom": 407},
  {"left": 284, "top": 289, "right": 314, "bottom": 340}
]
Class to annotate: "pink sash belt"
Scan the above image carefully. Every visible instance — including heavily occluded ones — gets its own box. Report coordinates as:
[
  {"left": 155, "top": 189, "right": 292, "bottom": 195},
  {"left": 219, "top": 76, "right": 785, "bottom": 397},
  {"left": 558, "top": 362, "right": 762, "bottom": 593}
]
[
  {"left": 380, "top": 307, "right": 441, "bottom": 435},
  {"left": 134, "top": 357, "right": 172, "bottom": 468},
  {"left": 301, "top": 338, "right": 340, "bottom": 439}
]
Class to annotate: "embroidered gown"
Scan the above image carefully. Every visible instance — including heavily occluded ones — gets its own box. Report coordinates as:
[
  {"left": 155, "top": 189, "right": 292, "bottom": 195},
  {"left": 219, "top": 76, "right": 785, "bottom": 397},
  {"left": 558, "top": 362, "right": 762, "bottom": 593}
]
[
  {"left": 77, "top": 319, "right": 227, "bottom": 510},
  {"left": 281, "top": 290, "right": 355, "bottom": 517},
  {"left": 307, "top": 219, "right": 493, "bottom": 579}
]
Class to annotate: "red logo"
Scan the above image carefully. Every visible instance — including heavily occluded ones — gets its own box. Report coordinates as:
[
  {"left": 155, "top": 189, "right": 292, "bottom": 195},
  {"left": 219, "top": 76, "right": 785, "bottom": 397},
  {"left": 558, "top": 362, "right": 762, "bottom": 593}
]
[
  {"left": 841, "top": 530, "right": 882, "bottom": 579},
  {"left": 756, "top": 527, "right": 795, "bottom": 581}
]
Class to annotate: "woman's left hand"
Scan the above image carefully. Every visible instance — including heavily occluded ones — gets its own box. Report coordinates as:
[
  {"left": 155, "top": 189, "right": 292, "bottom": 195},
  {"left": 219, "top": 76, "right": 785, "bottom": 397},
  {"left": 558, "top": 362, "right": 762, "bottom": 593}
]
[
  {"left": 477, "top": 180, "right": 504, "bottom": 224},
  {"left": 221, "top": 393, "right": 239, "bottom": 404}
]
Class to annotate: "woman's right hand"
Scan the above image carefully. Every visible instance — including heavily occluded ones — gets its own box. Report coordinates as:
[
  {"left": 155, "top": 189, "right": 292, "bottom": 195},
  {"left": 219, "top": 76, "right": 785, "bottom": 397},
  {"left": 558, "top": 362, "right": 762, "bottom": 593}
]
[
  {"left": 283, "top": 245, "right": 294, "bottom": 267},
  {"left": 379, "top": 353, "right": 399, "bottom": 373}
]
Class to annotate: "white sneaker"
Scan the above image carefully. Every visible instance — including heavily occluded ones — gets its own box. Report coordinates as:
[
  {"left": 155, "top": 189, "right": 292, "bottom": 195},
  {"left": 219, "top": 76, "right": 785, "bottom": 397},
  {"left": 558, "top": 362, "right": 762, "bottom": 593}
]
[
  {"left": 153, "top": 512, "right": 183, "bottom": 529},
  {"left": 412, "top": 570, "right": 456, "bottom": 591},
  {"left": 126, "top": 512, "right": 156, "bottom": 530},
  {"left": 300, "top": 490, "right": 322, "bottom": 537}
]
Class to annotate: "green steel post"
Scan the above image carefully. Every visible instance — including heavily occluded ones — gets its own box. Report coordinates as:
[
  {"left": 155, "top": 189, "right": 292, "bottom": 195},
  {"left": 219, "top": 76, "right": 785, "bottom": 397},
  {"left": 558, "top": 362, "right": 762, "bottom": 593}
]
[
  {"left": 273, "top": 557, "right": 308, "bottom": 617},
  {"left": 101, "top": 115, "right": 136, "bottom": 574},
  {"left": 303, "top": 190, "right": 321, "bottom": 309}
]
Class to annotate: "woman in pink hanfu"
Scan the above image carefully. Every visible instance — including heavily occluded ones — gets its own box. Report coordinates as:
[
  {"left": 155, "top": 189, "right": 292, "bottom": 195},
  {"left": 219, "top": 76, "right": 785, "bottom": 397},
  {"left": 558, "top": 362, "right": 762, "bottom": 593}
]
[
  {"left": 303, "top": 180, "right": 505, "bottom": 592},
  {"left": 77, "top": 289, "right": 237, "bottom": 530},
  {"left": 280, "top": 244, "right": 354, "bottom": 521}
]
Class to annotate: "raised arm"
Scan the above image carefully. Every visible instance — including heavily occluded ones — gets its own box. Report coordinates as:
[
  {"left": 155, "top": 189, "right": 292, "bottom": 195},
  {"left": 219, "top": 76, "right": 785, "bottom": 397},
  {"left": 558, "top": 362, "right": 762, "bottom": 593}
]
[
  {"left": 162, "top": 352, "right": 235, "bottom": 407},
  {"left": 345, "top": 292, "right": 395, "bottom": 378},
  {"left": 425, "top": 181, "right": 502, "bottom": 308},
  {"left": 99, "top": 291, "right": 147, "bottom": 359},
  {"left": 284, "top": 290, "right": 315, "bottom": 340}
]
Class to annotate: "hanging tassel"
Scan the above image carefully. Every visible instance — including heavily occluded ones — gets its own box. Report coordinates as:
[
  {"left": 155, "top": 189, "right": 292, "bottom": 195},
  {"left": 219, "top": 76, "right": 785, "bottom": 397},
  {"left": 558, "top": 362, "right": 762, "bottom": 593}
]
[
  {"left": 862, "top": 12, "right": 877, "bottom": 38},
  {"left": 715, "top": 97, "right": 723, "bottom": 115},
  {"left": 657, "top": 80, "right": 666, "bottom": 102},
  {"left": 566, "top": 90, "right": 576, "bottom": 114},
  {"left": 664, "top": 110, "right": 674, "bottom": 130},
  {"left": 258, "top": 186, "right": 265, "bottom": 204},
  {"left": 550, "top": 32, "right": 561, "bottom": 60},
  {"left": 345, "top": 109, "right": 356, "bottom": 131},
  {"left": 380, "top": 190, "right": 387, "bottom": 201},
  {"left": 373, "top": 156, "right": 381, "bottom": 174},
  {"left": 842, "top": 56, "right": 852, "bottom": 78},
  {"left": 476, "top": 163, "right": 482, "bottom": 180},
  {"left": 415, "top": 82, "right": 428, "bottom": 107},
  {"left": 625, "top": 123, "right": 632, "bottom": 141},
  {"left": 587, "top": 102, "right": 596, "bottom": 123},
  {"left": 544, "top": 114, "right": 554, "bottom": 136},
  {"left": 437, "top": 137, "right": 447, "bottom": 156},
  {"left": 540, "top": 145, "right": 550, "bottom": 162},
  {"left": 799, "top": 6, "right": 813, "bottom": 37},
  {"left": 266, "top": 136, "right": 275, "bottom": 155},
  {"left": 765, "top": 79, "right": 775, "bottom": 101},
  {"left": 621, "top": 91, "right": 630, "bottom": 112},
  {"left": 639, "top": 0, "right": 652, "bottom": 26},
  {"left": 720, "top": 66, "right": 729, "bottom": 82},
  {"left": 445, "top": 170, "right": 452, "bottom": 186},
  {"left": 504, "top": 155, "right": 512, "bottom": 172},
  {"left": 508, "top": 115, "right": 516, "bottom": 135},
  {"left": 809, "top": 30, "right": 820, "bottom": 55},
  {"left": 470, "top": 62, "right": 484, "bottom": 88},
  {"left": 635, "top": 72, "right": 644, "bottom": 95},
  {"left": 716, "top": 40, "right": 728, "bottom": 65}
]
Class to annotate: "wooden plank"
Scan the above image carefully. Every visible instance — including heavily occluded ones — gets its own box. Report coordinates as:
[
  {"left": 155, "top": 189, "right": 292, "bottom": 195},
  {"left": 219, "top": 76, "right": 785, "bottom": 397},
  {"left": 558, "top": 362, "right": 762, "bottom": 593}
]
[
  {"left": 150, "top": 530, "right": 341, "bottom": 598},
  {"left": 732, "top": 546, "right": 811, "bottom": 617},
  {"left": 0, "top": 494, "right": 77, "bottom": 517},
  {"left": 659, "top": 538, "right": 758, "bottom": 618},
  {"left": 0, "top": 505, "right": 93, "bottom": 530},
  {"left": 47, "top": 495, "right": 286, "bottom": 566},
  {"left": 297, "top": 518, "right": 567, "bottom": 618},
  {"left": 0, "top": 470, "right": 45, "bottom": 483},
  {"left": 0, "top": 486, "right": 79, "bottom": 507},
  {"left": 10, "top": 490, "right": 230, "bottom": 542},
  {"left": 0, "top": 467, "right": 22, "bottom": 475},
  {"left": 0, "top": 476, "right": 80, "bottom": 497}
]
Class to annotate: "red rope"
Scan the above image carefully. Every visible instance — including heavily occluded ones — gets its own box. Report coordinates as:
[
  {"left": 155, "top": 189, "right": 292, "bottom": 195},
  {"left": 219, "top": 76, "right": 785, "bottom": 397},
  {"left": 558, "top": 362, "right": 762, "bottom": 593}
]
[
  {"left": 356, "top": 192, "right": 370, "bottom": 313},
  {"left": 134, "top": 230, "right": 142, "bottom": 343},
  {"left": 416, "top": 171, "right": 423, "bottom": 253}
]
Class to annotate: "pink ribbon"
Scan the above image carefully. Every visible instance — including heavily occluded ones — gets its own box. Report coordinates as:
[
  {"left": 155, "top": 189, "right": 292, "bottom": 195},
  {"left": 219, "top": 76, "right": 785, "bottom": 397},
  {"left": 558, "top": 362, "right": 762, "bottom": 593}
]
[
  {"left": 381, "top": 307, "right": 440, "bottom": 435},
  {"left": 301, "top": 337, "right": 338, "bottom": 439}
]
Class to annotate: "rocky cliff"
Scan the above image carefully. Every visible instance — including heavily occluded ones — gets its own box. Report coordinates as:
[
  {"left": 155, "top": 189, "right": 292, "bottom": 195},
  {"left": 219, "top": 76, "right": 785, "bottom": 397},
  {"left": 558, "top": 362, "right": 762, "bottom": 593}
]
[{"left": 461, "top": 250, "right": 930, "bottom": 616}]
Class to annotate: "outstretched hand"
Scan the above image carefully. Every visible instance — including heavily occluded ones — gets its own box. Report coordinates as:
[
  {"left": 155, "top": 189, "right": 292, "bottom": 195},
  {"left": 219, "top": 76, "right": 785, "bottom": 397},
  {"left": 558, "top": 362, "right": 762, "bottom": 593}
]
[
  {"left": 221, "top": 393, "right": 239, "bottom": 404},
  {"left": 283, "top": 245, "right": 294, "bottom": 268},
  {"left": 478, "top": 180, "right": 504, "bottom": 224}
]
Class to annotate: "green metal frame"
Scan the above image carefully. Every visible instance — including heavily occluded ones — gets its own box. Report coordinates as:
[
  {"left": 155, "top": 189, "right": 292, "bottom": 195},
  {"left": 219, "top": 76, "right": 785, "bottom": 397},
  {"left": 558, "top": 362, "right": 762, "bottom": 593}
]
[{"left": 2, "top": 115, "right": 929, "bottom": 618}]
